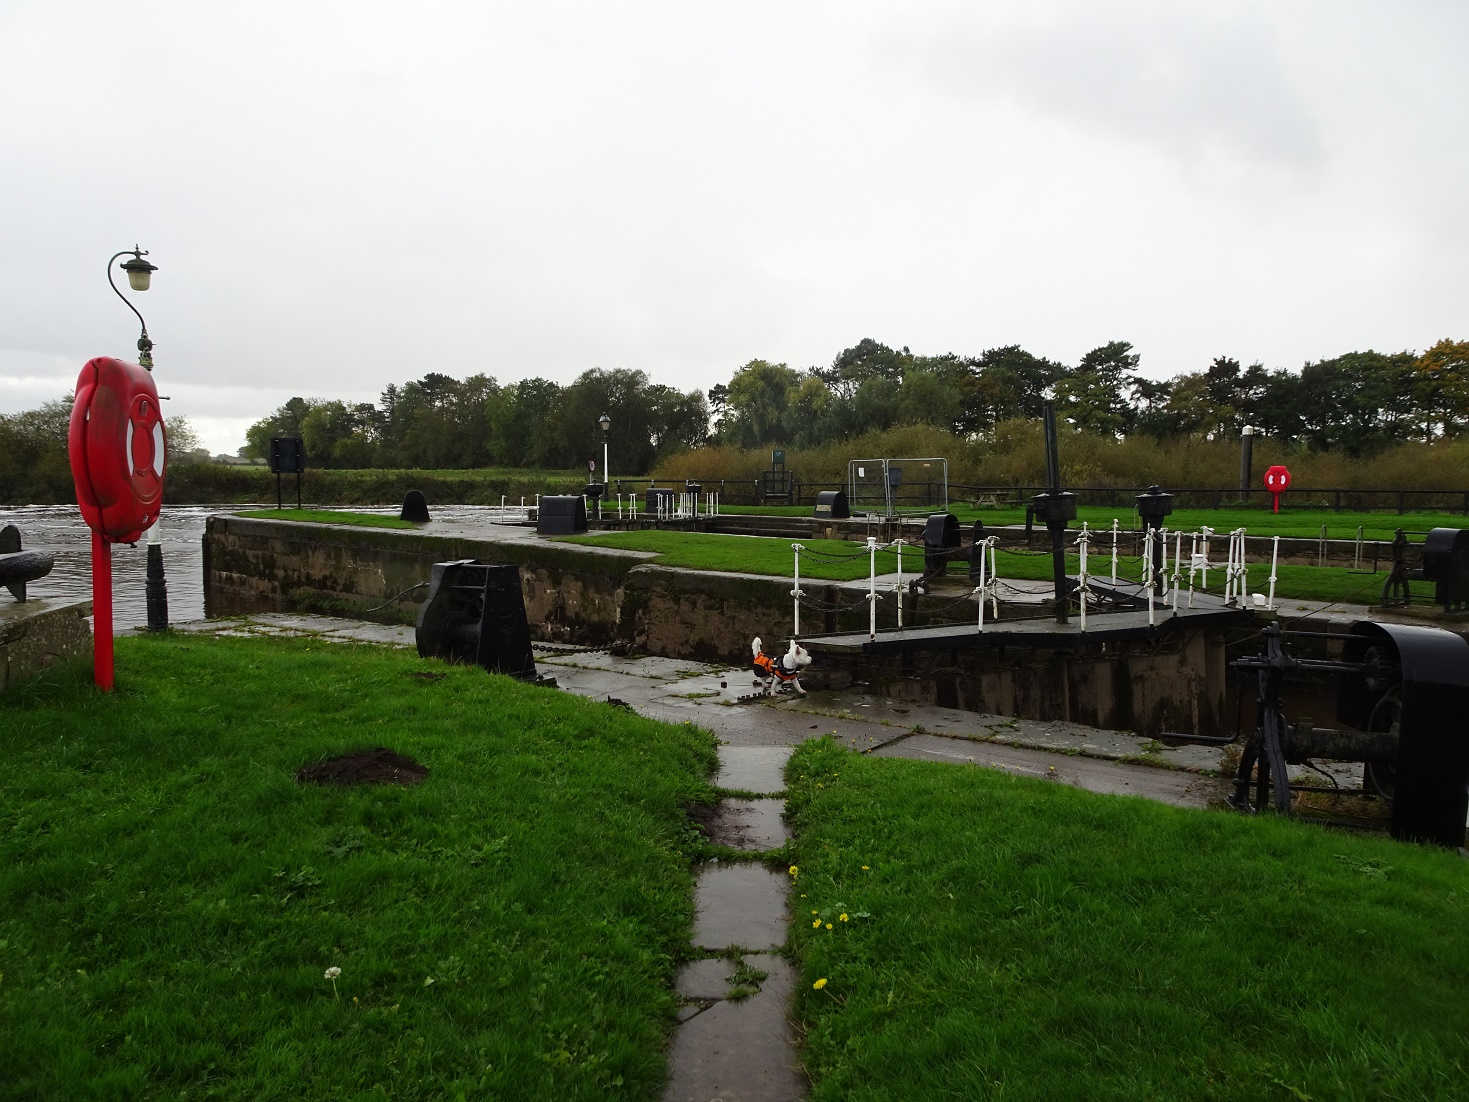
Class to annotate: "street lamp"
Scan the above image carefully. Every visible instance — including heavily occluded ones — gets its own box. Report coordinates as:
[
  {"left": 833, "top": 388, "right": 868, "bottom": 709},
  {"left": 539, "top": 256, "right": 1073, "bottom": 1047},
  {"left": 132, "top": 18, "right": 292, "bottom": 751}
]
[
  {"left": 108, "top": 244, "right": 168, "bottom": 629},
  {"left": 598, "top": 412, "right": 611, "bottom": 487},
  {"left": 108, "top": 245, "right": 157, "bottom": 370}
]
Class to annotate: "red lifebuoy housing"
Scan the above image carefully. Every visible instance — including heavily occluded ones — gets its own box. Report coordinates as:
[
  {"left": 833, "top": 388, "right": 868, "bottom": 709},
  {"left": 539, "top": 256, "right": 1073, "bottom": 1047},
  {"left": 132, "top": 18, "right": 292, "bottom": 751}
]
[
  {"left": 68, "top": 356, "right": 168, "bottom": 544},
  {"left": 1263, "top": 464, "right": 1291, "bottom": 514}
]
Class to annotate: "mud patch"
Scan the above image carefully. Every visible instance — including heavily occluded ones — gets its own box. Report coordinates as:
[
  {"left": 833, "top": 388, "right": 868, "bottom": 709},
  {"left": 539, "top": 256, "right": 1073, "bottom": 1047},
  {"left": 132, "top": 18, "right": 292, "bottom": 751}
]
[{"left": 296, "top": 748, "right": 429, "bottom": 787}]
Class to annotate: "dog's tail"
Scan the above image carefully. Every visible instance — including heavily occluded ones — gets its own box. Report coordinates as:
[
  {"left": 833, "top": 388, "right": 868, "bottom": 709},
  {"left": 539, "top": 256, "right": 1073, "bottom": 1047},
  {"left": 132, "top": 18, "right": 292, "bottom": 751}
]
[{"left": 751, "top": 636, "right": 762, "bottom": 658}]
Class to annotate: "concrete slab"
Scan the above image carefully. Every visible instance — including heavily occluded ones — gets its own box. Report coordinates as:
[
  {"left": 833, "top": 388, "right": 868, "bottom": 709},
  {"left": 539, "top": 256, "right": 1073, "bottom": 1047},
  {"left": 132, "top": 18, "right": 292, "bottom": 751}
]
[
  {"left": 715, "top": 746, "right": 794, "bottom": 793},
  {"left": 662, "top": 953, "right": 803, "bottom": 1102},
  {"left": 323, "top": 622, "right": 415, "bottom": 647},
  {"left": 702, "top": 799, "right": 788, "bottom": 851},
  {"left": 691, "top": 864, "right": 787, "bottom": 951},
  {"left": 873, "top": 732, "right": 1227, "bottom": 809},
  {"left": 675, "top": 958, "right": 736, "bottom": 1001}
]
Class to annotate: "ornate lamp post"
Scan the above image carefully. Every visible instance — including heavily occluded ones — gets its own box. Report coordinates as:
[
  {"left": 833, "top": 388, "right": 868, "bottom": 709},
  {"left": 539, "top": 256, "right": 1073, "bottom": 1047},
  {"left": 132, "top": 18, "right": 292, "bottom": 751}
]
[
  {"left": 598, "top": 412, "right": 611, "bottom": 487},
  {"left": 108, "top": 244, "right": 168, "bottom": 629},
  {"left": 108, "top": 245, "right": 157, "bottom": 369}
]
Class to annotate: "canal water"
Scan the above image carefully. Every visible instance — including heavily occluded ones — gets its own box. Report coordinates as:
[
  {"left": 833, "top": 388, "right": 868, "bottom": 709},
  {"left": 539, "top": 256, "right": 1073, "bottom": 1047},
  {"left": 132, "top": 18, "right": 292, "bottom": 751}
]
[{"left": 0, "top": 504, "right": 520, "bottom": 628}]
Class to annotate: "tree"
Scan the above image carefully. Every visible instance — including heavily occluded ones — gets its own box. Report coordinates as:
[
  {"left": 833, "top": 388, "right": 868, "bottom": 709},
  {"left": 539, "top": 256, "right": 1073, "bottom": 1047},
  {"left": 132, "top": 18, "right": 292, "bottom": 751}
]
[
  {"left": 1414, "top": 338, "right": 1469, "bottom": 438},
  {"left": 243, "top": 397, "right": 316, "bottom": 460},
  {"left": 958, "top": 346, "right": 1066, "bottom": 438},
  {"left": 1054, "top": 340, "right": 1139, "bottom": 437},
  {"left": 720, "top": 360, "right": 802, "bottom": 447}
]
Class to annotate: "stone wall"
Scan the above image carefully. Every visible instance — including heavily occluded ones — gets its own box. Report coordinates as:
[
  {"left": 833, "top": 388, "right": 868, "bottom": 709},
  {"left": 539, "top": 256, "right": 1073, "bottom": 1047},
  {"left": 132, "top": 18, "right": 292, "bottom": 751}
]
[{"left": 0, "top": 597, "right": 92, "bottom": 692}]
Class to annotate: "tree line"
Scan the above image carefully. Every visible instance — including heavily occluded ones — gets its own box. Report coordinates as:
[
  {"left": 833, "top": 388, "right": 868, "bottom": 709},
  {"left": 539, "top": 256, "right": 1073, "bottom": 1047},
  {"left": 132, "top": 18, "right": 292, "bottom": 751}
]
[
  {"left": 711, "top": 337, "right": 1469, "bottom": 458},
  {"left": 242, "top": 368, "right": 709, "bottom": 474},
  {"left": 242, "top": 337, "right": 1468, "bottom": 475}
]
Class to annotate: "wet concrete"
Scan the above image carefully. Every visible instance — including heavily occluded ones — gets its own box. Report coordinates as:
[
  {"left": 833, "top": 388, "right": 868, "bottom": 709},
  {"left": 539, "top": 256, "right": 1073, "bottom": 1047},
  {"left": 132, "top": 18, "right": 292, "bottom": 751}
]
[
  {"left": 691, "top": 863, "right": 788, "bottom": 952},
  {"left": 701, "top": 799, "right": 789, "bottom": 851},
  {"left": 715, "top": 746, "right": 794, "bottom": 793},
  {"left": 663, "top": 952, "right": 804, "bottom": 1102}
]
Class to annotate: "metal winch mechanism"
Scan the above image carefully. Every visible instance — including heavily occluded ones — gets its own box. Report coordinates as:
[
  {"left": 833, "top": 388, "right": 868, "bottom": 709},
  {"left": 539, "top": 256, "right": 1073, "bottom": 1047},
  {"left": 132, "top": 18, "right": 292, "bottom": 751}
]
[{"left": 1230, "top": 620, "right": 1469, "bottom": 847}]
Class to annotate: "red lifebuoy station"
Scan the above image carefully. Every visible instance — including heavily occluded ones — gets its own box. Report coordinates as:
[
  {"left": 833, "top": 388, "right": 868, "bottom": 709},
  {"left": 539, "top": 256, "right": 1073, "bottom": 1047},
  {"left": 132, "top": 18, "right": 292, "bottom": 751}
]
[
  {"left": 67, "top": 356, "right": 168, "bottom": 689},
  {"left": 1263, "top": 464, "right": 1291, "bottom": 514}
]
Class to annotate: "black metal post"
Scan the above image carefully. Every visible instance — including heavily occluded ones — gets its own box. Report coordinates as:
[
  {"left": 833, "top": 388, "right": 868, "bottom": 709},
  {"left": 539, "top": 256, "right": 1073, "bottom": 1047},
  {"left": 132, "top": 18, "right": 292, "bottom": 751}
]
[
  {"left": 1030, "top": 404, "right": 1075, "bottom": 625},
  {"left": 1238, "top": 428, "right": 1254, "bottom": 493},
  {"left": 145, "top": 539, "right": 168, "bottom": 629}
]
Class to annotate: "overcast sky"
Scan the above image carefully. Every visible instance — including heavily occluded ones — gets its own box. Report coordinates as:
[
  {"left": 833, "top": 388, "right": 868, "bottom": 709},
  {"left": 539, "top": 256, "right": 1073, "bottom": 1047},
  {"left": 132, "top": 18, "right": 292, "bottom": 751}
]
[{"left": 4, "top": 0, "right": 1465, "bottom": 455}]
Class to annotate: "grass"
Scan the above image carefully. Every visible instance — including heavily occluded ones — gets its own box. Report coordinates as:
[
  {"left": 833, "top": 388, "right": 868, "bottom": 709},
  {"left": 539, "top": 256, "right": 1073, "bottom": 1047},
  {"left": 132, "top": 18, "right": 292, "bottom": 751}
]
[
  {"left": 236, "top": 508, "right": 419, "bottom": 528},
  {"left": 0, "top": 634, "right": 717, "bottom": 1100},
  {"left": 784, "top": 737, "right": 1469, "bottom": 1101},
  {"left": 716, "top": 502, "right": 1469, "bottom": 541},
  {"left": 561, "top": 529, "right": 1390, "bottom": 606}
]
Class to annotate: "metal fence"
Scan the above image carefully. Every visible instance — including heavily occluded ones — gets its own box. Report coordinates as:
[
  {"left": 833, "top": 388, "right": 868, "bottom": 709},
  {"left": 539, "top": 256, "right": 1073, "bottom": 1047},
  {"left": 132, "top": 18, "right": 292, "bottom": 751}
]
[{"left": 610, "top": 478, "right": 1469, "bottom": 514}]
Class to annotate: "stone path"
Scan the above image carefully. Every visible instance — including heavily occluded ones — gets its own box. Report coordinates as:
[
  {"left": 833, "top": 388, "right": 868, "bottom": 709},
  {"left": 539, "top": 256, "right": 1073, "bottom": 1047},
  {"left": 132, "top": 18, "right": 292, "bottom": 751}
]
[{"left": 663, "top": 745, "right": 805, "bottom": 1101}]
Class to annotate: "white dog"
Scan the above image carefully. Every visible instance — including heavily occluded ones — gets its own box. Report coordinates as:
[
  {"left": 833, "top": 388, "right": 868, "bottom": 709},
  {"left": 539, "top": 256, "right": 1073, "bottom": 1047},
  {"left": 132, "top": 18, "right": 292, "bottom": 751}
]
[{"left": 751, "top": 636, "right": 812, "bottom": 696}]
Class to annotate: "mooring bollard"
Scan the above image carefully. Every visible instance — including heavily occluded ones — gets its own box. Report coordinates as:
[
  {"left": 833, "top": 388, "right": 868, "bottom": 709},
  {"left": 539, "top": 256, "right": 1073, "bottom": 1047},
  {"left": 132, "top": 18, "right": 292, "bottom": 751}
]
[{"left": 791, "top": 542, "right": 804, "bottom": 638}]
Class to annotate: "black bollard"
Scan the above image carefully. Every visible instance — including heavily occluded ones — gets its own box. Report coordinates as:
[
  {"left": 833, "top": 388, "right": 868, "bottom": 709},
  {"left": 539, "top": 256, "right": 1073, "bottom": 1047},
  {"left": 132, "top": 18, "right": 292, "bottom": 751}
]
[
  {"left": 400, "top": 490, "right": 431, "bottom": 523},
  {"left": 145, "top": 533, "right": 169, "bottom": 629}
]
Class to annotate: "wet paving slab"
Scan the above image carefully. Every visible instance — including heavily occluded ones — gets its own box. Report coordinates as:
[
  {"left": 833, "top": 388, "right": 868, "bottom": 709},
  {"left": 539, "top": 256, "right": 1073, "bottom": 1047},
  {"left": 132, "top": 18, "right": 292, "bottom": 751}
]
[
  {"left": 700, "top": 799, "right": 789, "bottom": 851},
  {"left": 691, "top": 863, "right": 787, "bottom": 952},
  {"left": 715, "top": 746, "right": 793, "bottom": 793},
  {"left": 663, "top": 952, "right": 804, "bottom": 1102}
]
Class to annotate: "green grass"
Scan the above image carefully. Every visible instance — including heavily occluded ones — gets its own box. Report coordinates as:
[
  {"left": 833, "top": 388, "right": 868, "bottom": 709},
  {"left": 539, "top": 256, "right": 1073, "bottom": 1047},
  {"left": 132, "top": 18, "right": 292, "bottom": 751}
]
[
  {"left": 784, "top": 737, "right": 1469, "bottom": 1101},
  {"left": 717, "top": 502, "right": 1469, "bottom": 541},
  {"left": 236, "top": 508, "right": 419, "bottom": 528},
  {"left": 561, "top": 530, "right": 1390, "bottom": 606},
  {"left": 0, "top": 635, "right": 717, "bottom": 1100}
]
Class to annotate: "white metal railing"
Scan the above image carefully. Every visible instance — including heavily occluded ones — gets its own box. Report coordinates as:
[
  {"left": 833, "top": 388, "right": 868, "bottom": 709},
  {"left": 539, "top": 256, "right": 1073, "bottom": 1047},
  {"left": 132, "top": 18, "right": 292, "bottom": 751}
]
[{"left": 973, "top": 535, "right": 999, "bottom": 631}]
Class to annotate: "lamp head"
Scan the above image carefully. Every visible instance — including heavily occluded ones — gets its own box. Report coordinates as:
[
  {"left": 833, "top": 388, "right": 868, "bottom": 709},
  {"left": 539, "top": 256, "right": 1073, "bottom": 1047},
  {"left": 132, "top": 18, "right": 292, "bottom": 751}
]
[
  {"left": 598, "top": 412, "right": 611, "bottom": 433},
  {"left": 120, "top": 247, "right": 157, "bottom": 292}
]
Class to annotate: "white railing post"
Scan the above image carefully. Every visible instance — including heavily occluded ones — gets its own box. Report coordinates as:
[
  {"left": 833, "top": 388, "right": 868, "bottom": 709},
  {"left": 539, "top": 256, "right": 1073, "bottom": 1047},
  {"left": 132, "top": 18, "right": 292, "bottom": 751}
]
[
  {"left": 1144, "top": 527, "right": 1156, "bottom": 626},
  {"left": 791, "top": 542, "right": 804, "bottom": 638},
  {"left": 1268, "top": 535, "right": 1279, "bottom": 611},
  {"left": 1110, "top": 518, "right": 1119, "bottom": 585},
  {"left": 1158, "top": 527, "right": 1170, "bottom": 597},
  {"left": 891, "top": 538, "right": 904, "bottom": 630},
  {"left": 1172, "top": 531, "right": 1184, "bottom": 614},
  {"left": 1076, "top": 525, "right": 1091, "bottom": 632},
  {"left": 867, "top": 535, "right": 878, "bottom": 640}
]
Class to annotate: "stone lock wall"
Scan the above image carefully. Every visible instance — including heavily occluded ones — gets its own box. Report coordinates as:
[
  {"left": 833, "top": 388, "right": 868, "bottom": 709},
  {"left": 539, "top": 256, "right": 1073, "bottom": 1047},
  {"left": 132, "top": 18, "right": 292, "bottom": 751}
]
[{"left": 0, "top": 598, "right": 92, "bottom": 693}]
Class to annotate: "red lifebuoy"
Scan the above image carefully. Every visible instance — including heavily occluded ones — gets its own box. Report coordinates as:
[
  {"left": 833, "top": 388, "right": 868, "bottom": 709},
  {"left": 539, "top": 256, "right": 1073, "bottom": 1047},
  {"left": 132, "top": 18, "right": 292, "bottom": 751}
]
[
  {"left": 68, "top": 356, "right": 168, "bottom": 543},
  {"left": 1263, "top": 465, "right": 1291, "bottom": 514}
]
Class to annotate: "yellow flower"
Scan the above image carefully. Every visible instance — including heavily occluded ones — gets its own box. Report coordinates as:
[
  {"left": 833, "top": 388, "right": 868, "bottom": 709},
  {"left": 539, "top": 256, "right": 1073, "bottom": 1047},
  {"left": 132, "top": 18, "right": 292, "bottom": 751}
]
[
  {"left": 861, "top": 865, "right": 870, "bottom": 871},
  {"left": 839, "top": 913, "right": 848, "bottom": 922},
  {"left": 825, "top": 923, "right": 833, "bottom": 931},
  {"left": 788, "top": 865, "right": 799, "bottom": 876},
  {"left": 811, "top": 909, "right": 818, "bottom": 915},
  {"left": 812, "top": 919, "right": 821, "bottom": 928},
  {"left": 813, "top": 977, "right": 828, "bottom": 990}
]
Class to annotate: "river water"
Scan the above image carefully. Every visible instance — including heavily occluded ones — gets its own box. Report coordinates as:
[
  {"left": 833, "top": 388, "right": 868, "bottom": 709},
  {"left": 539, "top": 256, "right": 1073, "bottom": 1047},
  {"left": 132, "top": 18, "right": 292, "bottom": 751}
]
[{"left": 0, "top": 504, "right": 525, "bottom": 628}]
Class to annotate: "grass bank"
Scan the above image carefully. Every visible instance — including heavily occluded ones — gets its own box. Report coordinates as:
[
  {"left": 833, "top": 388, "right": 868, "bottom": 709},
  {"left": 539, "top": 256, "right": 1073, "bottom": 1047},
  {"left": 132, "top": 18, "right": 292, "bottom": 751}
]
[
  {"left": 236, "top": 508, "right": 419, "bottom": 529},
  {"left": 715, "top": 503, "right": 1469, "bottom": 542},
  {"left": 785, "top": 738, "right": 1469, "bottom": 1100},
  {"left": 0, "top": 635, "right": 717, "bottom": 1100},
  {"left": 560, "top": 530, "right": 1388, "bottom": 606}
]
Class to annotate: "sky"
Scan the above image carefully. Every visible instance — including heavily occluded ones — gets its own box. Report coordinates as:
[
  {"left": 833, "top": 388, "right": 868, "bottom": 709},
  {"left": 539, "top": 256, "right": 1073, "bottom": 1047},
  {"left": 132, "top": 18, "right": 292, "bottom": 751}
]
[{"left": 4, "top": 0, "right": 1466, "bottom": 456}]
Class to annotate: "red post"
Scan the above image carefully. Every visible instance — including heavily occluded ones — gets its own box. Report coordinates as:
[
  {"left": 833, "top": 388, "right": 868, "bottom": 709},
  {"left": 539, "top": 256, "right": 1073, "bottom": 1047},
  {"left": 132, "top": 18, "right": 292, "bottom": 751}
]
[{"left": 92, "top": 530, "right": 114, "bottom": 691}]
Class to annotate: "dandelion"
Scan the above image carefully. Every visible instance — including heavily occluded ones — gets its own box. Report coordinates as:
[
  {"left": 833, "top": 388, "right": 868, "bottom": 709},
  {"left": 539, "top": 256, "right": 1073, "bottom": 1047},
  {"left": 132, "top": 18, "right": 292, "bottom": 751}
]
[
  {"left": 812, "top": 919, "right": 821, "bottom": 928},
  {"left": 788, "top": 865, "right": 799, "bottom": 876},
  {"left": 812, "top": 977, "right": 828, "bottom": 990},
  {"left": 861, "top": 865, "right": 870, "bottom": 871},
  {"left": 839, "top": 913, "right": 848, "bottom": 922},
  {"left": 324, "top": 966, "right": 341, "bottom": 1000},
  {"left": 825, "top": 923, "right": 833, "bottom": 931}
]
